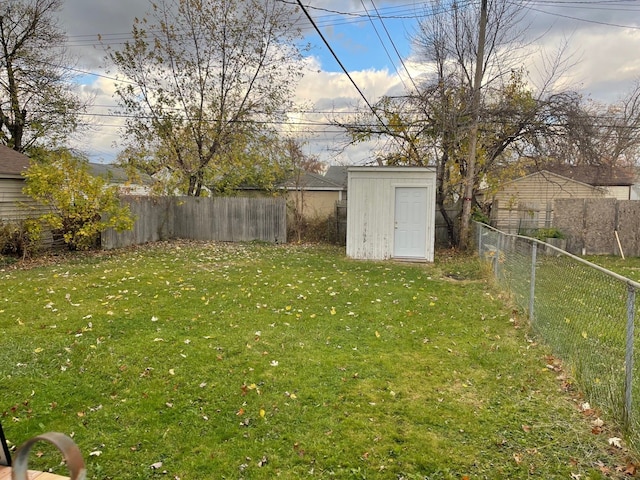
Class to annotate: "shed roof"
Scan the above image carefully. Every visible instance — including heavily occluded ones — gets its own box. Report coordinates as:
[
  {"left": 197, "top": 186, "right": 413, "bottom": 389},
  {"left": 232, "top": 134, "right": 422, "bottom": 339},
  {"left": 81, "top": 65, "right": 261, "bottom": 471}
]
[{"left": 0, "top": 144, "right": 30, "bottom": 177}]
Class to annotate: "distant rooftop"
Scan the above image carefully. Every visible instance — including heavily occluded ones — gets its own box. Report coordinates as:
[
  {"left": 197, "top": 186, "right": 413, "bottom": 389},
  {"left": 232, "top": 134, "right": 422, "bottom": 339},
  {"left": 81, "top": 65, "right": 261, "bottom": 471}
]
[
  {"left": 533, "top": 164, "right": 637, "bottom": 187},
  {"left": 88, "top": 162, "right": 154, "bottom": 185},
  {"left": 280, "top": 170, "right": 345, "bottom": 190},
  {"left": 324, "top": 166, "right": 348, "bottom": 188}
]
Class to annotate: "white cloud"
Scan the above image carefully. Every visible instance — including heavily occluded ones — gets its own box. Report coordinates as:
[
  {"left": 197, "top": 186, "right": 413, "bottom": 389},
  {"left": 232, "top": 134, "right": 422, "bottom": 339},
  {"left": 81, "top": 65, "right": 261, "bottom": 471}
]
[
  {"left": 69, "top": 75, "right": 124, "bottom": 163},
  {"left": 289, "top": 56, "right": 405, "bottom": 165},
  {"left": 52, "top": 0, "right": 640, "bottom": 166}
]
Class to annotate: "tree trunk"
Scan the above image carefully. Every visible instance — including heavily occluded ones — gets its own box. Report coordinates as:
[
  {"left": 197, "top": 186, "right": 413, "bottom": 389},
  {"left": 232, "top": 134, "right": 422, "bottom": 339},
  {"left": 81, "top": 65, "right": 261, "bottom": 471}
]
[
  {"left": 435, "top": 151, "right": 457, "bottom": 246},
  {"left": 187, "top": 175, "right": 198, "bottom": 196},
  {"left": 458, "top": 0, "right": 487, "bottom": 250}
]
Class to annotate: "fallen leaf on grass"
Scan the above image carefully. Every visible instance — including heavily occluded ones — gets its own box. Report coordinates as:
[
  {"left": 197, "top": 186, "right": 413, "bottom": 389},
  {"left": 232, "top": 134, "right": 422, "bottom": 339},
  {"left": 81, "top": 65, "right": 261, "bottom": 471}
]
[
  {"left": 592, "top": 416, "right": 605, "bottom": 434},
  {"left": 150, "top": 462, "right": 163, "bottom": 470},
  {"left": 608, "top": 437, "right": 623, "bottom": 448},
  {"left": 595, "top": 461, "right": 611, "bottom": 475}
]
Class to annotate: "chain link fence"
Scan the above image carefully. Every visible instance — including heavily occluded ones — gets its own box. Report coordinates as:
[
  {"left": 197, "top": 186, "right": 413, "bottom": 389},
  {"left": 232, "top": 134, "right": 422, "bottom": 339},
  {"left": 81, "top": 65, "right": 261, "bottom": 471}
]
[{"left": 475, "top": 221, "right": 640, "bottom": 446}]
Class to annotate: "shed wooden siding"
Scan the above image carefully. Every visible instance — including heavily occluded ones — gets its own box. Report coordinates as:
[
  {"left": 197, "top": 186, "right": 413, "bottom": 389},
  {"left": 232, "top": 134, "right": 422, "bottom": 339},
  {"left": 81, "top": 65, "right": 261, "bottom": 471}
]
[
  {"left": 346, "top": 167, "right": 436, "bottom": 261},
  {"left": 491, "top": 171, "right": 604, "bottom": 232}
]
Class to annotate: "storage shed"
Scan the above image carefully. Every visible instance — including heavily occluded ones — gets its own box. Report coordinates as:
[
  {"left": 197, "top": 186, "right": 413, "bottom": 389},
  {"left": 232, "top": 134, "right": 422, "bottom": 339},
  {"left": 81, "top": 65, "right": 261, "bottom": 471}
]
[{"left": 346, "top": 166, "right": 436, "bottom": 262}]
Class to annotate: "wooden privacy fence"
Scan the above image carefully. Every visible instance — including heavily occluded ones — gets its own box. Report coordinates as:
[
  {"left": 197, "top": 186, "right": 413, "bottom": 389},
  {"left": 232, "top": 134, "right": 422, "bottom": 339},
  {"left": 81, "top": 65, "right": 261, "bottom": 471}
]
[
  {"left": 553, "top": 198, "right": 640, "bottom": 257},
  {"left": 101, "top": 196, "right": 287, "bottom": 249}
]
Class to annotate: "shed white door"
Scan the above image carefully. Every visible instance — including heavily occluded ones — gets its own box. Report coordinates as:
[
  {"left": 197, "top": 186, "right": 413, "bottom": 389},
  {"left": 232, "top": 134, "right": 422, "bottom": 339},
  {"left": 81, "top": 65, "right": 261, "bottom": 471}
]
[{"left": 394, "top": 187, "right": 427, "bottom": 258}]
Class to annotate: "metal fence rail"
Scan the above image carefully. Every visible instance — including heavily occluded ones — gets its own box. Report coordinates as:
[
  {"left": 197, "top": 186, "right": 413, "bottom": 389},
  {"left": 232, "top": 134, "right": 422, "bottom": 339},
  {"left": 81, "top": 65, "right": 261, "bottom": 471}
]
[{"left": 476, "top": 221, "right": 640, "bottom": 444}]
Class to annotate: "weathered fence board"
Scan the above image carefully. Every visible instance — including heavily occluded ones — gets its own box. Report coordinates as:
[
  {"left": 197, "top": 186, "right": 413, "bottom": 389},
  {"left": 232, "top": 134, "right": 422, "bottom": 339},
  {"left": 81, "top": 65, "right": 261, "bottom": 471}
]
[
  {"left": 102, "top": 196, "right": 286, "bottom": 249},
  {"left": 554, "top": 198, "right": 640, "bottom": 256}
]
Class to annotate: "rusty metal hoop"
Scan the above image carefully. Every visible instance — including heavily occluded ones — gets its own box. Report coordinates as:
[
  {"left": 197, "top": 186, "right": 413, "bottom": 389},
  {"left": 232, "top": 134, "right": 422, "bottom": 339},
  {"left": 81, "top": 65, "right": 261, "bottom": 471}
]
[{"left": 11, "top": 432, "right": 86, "bottom": 480}]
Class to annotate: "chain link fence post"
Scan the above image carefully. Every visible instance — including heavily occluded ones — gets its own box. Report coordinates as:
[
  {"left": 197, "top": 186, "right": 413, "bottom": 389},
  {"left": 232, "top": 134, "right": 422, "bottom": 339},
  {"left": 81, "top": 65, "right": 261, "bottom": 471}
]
[
  {"left": 625, "top": 284, "right": 636, "bottom": 429},
  {"left": 529, "top": 241, "right": 537, "bottom": 322},
  {"left": 494, "top": 229, "right": 501, "bottom": 278}
]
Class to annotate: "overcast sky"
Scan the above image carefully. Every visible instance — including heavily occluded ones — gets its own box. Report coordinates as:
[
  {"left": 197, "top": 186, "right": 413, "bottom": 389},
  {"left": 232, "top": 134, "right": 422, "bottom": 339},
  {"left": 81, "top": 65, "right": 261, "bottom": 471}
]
[{"left": 56, "top": 0, "right": 640, "bottom": 165}]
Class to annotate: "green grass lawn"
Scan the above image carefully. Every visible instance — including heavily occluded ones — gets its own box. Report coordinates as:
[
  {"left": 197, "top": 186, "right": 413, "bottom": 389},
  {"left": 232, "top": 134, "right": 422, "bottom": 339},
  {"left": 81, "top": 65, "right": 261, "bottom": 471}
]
[
  {"left": 583, "top": 255, "right": 640, "bottom": 282},
  {"left": 0, "top": 243, "right": 635, "bottom": 479}
]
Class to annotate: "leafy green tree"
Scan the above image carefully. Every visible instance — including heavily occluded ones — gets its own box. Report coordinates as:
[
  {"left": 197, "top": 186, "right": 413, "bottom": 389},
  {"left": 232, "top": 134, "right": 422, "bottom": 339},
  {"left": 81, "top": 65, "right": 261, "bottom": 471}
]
[
  {"left": 0, "top": 0, "right": 89, "bottom": 152},
  {"left": 22, "top": 149, "right": 135, "bottom": 250},
  {"left": 107, "top": 0, "right": 306, "bottom": 196}
]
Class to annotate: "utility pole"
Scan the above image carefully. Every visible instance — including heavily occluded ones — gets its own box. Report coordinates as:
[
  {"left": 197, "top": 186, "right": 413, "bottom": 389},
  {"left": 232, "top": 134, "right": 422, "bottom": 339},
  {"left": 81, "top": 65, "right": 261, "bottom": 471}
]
[{"left": 459, "top": 0, "right": 488, "bottom": 250}]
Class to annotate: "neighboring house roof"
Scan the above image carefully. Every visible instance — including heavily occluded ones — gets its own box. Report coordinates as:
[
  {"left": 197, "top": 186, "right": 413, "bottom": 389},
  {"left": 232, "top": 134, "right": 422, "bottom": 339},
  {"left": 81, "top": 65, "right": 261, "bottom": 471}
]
[
  {"left": 0, "top": 144, "right": 30, "bottom": 178},
  {"left": 236, "top": 168, "right": 348, "bottom": 192},
  {"left": 280, "top": 171, "right": 345, "bottom": 191},
  {"left": 324, "top": 166, "right": 348, "bottom": 188},
  {"left": 88, "top": 162, "right": 154, "bottom": 186},
  {"left": 530, "top": 164, "right": 636, "bottom": 187},
  {"left": 496, "top": 170, "right": 601, "bottom": 192}
]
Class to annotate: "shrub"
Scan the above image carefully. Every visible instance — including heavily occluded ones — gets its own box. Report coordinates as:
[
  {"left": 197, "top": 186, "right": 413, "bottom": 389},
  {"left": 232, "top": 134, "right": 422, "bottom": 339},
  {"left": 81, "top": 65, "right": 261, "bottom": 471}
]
[
  {"left": 286, "top": 213, "right": 335, "bottom": 244},
  {"left": 22, "top": 149, "right": 135, "bottom": 250},
  {"left": 532, "top": 227, "right": 565, "bottom": 240},
  {"left": 0, "top": 219, "right": 41, "bottom": 258}
]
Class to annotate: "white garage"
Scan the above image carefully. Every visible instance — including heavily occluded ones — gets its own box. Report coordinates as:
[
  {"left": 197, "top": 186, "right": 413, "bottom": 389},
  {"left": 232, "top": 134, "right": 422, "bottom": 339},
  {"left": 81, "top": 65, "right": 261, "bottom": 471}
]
[{"left": 346, "top": 166, "right": 437, "bottom": 262}]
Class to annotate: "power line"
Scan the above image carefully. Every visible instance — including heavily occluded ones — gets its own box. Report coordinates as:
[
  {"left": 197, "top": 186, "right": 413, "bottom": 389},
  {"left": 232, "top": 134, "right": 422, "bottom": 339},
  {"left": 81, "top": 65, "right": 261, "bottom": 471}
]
[
  {"left": 53, "top": 0, "right": 640, "bottom": 52},
  {"left": 512, "top": 0, "right": 640, "bottom": 29},
  {"left": 294, "top": 0, "right": 399, "bottom": 143},
  {"left": 61, "top": 2, "right": 435, "bottom": 49},
  {"left": 359, "top": 0, "right": 408, "bottom": 90},
  {"left": 369, "top": 0, "right": 420, "bottom": 93}
]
